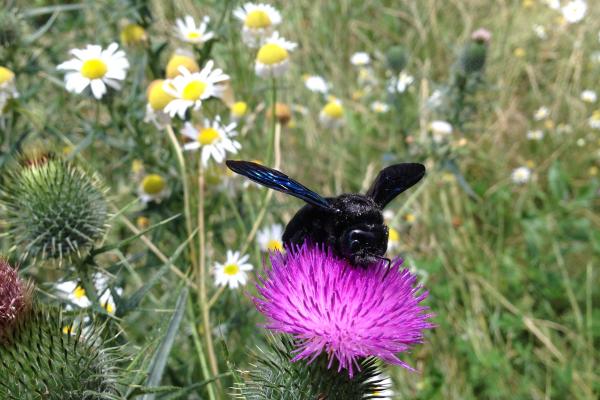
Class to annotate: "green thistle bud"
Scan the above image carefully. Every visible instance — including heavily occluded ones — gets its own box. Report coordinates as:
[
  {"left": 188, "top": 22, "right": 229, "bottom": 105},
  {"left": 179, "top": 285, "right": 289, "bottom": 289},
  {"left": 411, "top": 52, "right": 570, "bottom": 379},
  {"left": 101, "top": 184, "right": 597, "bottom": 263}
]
[
  {"left": 385, "top": 45, "right": 409, "bottom": 73},
  {"left": 0, "top": 306, "right": 122, "bottom": 398},
  {"left": 235, "top": 334, "right": 386, "bottom": 400},
  {"left": 458, "top": 42, "right": 488, "bottom": 75},
  {"left": 1, "top": 158, "right": 109, "bottom": 263}
]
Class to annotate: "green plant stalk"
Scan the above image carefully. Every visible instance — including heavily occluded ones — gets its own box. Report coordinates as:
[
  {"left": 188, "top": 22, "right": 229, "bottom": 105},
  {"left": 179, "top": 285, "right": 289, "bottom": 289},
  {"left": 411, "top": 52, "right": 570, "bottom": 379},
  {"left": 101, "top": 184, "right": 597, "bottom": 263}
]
[
  {"left": 187, "top": 297, "right": 216, "bottom": 400},
  {"left": 197, "top": 158, "right": 220, "bottom": 395},
  {"left": 266, "top": 77, "right": 277, "bottom": 166},
  {"left": 166, "top": 125, "right": 198, "bottom": 273}
]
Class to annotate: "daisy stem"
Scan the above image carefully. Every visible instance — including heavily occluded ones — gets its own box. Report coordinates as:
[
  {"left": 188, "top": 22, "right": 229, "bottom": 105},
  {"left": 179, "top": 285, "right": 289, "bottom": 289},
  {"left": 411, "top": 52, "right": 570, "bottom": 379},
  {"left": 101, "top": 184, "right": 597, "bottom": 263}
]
[
  {"left": 166, "top": 124, "right": 198, "bottom": 273},
  {"left": 266, "top": 77, "right": 277, "bottom": 166},
  {"left": 197, "top": 158, "right": 220, "bottom": 392}
]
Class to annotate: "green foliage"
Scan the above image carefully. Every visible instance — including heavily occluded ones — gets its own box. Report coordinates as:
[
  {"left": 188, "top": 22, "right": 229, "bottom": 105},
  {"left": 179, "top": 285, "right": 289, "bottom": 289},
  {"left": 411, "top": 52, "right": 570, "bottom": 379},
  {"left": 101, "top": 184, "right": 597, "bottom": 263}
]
[
  {"left": 0, "top": 306, "right": 122, "bottom": 399},
  {"left": 235, "top": 334, "right": 387, "bottom": 400},
  {"left": 1, "top": 158, "right": 109, "bottom": 263}
]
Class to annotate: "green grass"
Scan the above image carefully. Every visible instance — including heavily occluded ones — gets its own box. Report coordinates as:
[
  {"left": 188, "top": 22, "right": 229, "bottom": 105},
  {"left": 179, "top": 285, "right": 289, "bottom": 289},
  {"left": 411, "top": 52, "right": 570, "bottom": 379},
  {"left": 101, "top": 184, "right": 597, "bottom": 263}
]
[{"left": 1, "top": 0, "right": 598, "bottom": 399}]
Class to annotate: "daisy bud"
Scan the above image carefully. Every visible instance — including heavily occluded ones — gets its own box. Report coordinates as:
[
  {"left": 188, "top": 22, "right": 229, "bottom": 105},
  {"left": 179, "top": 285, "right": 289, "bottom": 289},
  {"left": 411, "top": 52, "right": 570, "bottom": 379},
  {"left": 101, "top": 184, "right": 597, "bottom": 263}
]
[
  {"left": 385, "top": 45, "right": 409, "bottom": 73},
  {"left": 254, "top": 243, "right": 435, "bottom": 378},
  {"left": 120, "top": 22, "right": 148, "bottom": 46},
  {"left": 230, "top": 101, "right": 249, "bottom": 120},
  {"left": 0, "top": 259, "right": 31, "bottom": 338},
  {"left": 267, "top": 102, "right": 292, "bottom": 126},
  {"left": 166, "top": 50, "right": 200, "bottom": 79},
  {"left": 1, "top": 158, "right": 109, "bottom": 263},
  {"left": 0, "top": 306, "right": 122, "bottom": 397}
]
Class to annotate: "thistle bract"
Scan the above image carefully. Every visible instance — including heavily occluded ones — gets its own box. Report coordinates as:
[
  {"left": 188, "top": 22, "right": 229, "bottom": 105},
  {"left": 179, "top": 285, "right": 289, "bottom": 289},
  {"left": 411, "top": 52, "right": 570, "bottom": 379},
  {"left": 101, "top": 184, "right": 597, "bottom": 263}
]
[
  {"left": 458, "top": 41, "right": 488, "bottom": 75},
  {"left": 254, "top": 243, "right": 434, "bottom": 377},
  {"left": 1, "top": 158, "right": 109, "bottom": 263},
  {"left": 385, "top": 45, "right": 409, "bottom": 73},
  {"left": 0, "top": 259, "right": 31, "bottom": 337},
  {"left": 0, "top": 306, "right": 121, "bottom": 399}
]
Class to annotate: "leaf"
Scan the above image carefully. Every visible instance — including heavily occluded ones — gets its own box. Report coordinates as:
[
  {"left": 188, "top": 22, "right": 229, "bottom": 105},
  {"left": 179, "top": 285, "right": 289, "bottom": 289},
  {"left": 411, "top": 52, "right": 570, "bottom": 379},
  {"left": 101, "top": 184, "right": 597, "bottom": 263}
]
[{"left": 141, "top": 287, "right": 188, "bottom": 400}]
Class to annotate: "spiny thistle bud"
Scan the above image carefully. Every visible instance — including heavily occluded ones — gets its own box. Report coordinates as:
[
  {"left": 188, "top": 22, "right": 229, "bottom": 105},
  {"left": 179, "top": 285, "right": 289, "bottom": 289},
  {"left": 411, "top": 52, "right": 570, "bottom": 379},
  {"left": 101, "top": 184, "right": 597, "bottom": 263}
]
[
  {"left": 385, "top": 45, "right": 409, "bottom": 73},
  {"left": 0, "top": 259, "right": 31, "bottom": 338},
  {"left": 235, "top": 334, "right": 388, "bottom": 400},
  {"left": 0, "top": 306, "right": 122, "bottom": 398},
  {"left": 458, "top": 29, "right": 491, "bottom": 75},
  {"left": 1, "top": 158, "right": 109, "bottom": 263}
]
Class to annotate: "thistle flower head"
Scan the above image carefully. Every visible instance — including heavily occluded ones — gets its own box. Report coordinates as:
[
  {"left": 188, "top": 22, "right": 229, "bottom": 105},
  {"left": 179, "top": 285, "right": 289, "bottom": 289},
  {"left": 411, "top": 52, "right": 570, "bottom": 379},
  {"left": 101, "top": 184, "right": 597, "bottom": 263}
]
[
  {"left": 1, "top": 158, "right": 109, "bottom": 263},
  {"left": 0, "top": 259, "right": 31, "bottom": 336},
  {"left": 254, "top": 243, "right": 434, "bottom": 377}
]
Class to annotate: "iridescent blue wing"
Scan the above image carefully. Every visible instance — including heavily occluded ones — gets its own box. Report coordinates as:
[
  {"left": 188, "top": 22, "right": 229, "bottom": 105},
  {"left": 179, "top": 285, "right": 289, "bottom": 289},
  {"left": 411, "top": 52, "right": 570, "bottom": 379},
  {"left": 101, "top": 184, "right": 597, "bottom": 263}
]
[
  {"left": 365, "top": 163, "right": 426, "bottom": 208},
  {"left": 226, "top": 160, "right": 333, "bottom": 210}
]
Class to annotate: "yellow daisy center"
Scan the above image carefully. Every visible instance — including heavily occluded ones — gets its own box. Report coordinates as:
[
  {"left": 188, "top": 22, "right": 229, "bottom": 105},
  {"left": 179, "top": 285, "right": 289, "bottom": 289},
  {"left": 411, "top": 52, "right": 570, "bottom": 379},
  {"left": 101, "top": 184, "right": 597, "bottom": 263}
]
[
  {"left": 148, "top": 80, "right": 175, "bottom": 110},
  {"left": 103, "top": 302, "right": 115, "bottom": 314},
  {"left": 142, "top": 174, "right": 166, "bottom": 195},
  {"left": 256, "top": 43, "right": 288, "bottom": 65},
  {"left": 404, "top": 213, "right": 416, "bottom": 223},
  {"left": 245, "top": 10, "right": 272, "bottom": 29},
  {"left": 224, "top": 263, "right": 240, "bottom": 276},
  {"left": 187, "top": 31, "right": 202, "bottom": 40},
  {"left": 197, "top": 127, "right": 220, "bottom": 145},
  {"left": 0, "top": 66, "right": 15, "bottom": 84},
  {"left": 120, "top": 23, "right": 146, "bottom": 45},
  {"left": 388, "top": 227, "right": 399, "bottom": 242},
  {"left": 231, "top": 101, "right": 248, "bottom": 117},
  {"left": 267, "top": 239, "right": 283, "bottom": 252},
  {"left": 166, "top": 54, "right": 200, "bottom": 79},
  {"left": 322, "top": 101, "right": 343, "bottom": 119},
  {"left": 62, "top": 325, "right": 73, "bottom": 335},
  {"left": 182, "top": 80, "right": 207, "bottom": 101},
  {"left": 81, "top": 58, "right": 108, "bottom": 79},
  {"left": 73, "top": 286, "right": 86, "bottom": 299}
]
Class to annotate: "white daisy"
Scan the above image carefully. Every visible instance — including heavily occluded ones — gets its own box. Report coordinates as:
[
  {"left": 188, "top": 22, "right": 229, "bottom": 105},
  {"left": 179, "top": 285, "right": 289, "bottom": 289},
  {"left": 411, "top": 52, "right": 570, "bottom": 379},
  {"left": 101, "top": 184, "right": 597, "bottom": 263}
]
[
  {"left": 388, "top": 71, "right": 415, "bottom": 93},
  {"left": 533, "top": 106, "right": 550, "bottom": 121},
  {"left": 429, "top": 120, "right": 453, "bottom": 143},
  {"left": 588, "top": 111, "right": 600, "bottom": 129},
  {"left": 561, "top": 0, "right": 587, "bottom": 24},
  {"left": 137, "top": 173, "right": 170, "bottom": 204},
  {"left": 371, "top": 101, "right": 390, "bottom": 113},
  {"left": 387, "top": 226, "right": 400, "bottom": 253},
  {"left": 357, "top": 67, "right": 378, "bottom": 88},
  {"left": 367, "top": 373, "right": 395, "bottom": 399},
  {"left": 0, "top": 66, "right": 19, "bottom": 114},
  {"left": 255, "top": 31, "right": 297, "bottom": 78},
  {"left": 175, "top": 15, "right": 215, "bottom": 45},
  {"left": 163, "top": 61, "right": 229, "bottom": 119},
  {"left": 350, "top": 51, "right": 371, "bottom": 66},
  {"left": 511, "top": 166, "right": 532, "bottom": 184},
  {"left": 319, "top": 98, "right": 344, "bottom": 128},
  {"left": 581, "top": 90, "right": 597, "bottom": 103},
  {"left": 213, "top": 250, "right": 253, "bottom": 289},
  {"left": 304, "top": 75, "right": 329, "bottom": 93},
  {"left": 544, "top": 0, "right": 561, "bottom": 10},
  {"left": 55, "top": 281, "right": 92, "bottom": 308},
  {"left": 257, "top": 224, "right": 284, "bottom": 252},
  {"left": 57, "top": 43, "right": 129, "bottom": 99},
  {"left": 181, "top": 116, "right": 241, "bottom": 166},
  {"left": 526, "top": 129, "right": 544, "bottom": 141},
  {"left": 233, "top": 3, "right": 282, "bottom": 47},
  {"left": 533, "top": 24, "right": 547, "bottom": 39}
]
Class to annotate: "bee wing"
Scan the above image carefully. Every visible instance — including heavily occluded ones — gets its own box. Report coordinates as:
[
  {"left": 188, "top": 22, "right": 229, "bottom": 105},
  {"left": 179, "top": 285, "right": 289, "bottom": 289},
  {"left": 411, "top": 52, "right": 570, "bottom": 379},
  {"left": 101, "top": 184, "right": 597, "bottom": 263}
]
[
  {"left": 365, "top": 163, "right": 426, "bottom": 208},
  {"left": 226, "top": 160, "right": 333, "bottom": 210}
]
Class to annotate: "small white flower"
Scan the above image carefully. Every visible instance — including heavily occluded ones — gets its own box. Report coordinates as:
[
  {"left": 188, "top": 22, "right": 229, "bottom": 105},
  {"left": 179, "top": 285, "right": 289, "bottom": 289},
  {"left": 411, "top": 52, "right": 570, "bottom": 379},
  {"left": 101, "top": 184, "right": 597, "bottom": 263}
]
[
  {"left": 581, "top": 90, "right": 597, "bottom": 103},
  {"left": 576, "top": 138, "right": 586, "bottom": 147},
  {"left": 233, "top": 3, "right": 282, "bottom": 47},
  {"left": 319, "top": 98, "right": 344, "bottom": 128},
  {"left": 533, "top": 24, "right": 547, "bottom": 39},
  {"left": 387, "top": 71, "right": 414, "bottom": 94},
  {"left": 387, "top": 226, "right": 400, "bottom": 253},
  {"left": 371, "top": 101, "right": 390, "bottom": 113},
  {"left": 55, "top": 281, "right": 92, "bottom": 308},
  {"left": 589, "top": 111, "right": 600, "bottom": 129},
  {"left": 175, "top": 15, "right": 214, "bottom": 45},
  {"left": 163, "top": 61, "right": 229, "bottom": 119},
  {"left": 257, "top": 224, "right": 284, "bottom": 252},
  {"left": 544, "top": 0, "right": 561, "bottom": 10},
  {"left": 430, "top": 120, "right": 453, "bottom": 143},
  {"left": 255, "top": 31, "right": 297, "bottom": 78},
  {"left": 181, "top": 116, "right": 241, "bottom": 166},
  {"left": 137, "top": 174, "right": 170, "bottom": 204},
  {"left": 511, "top": 166, "right": 532, "bottom": 184},
  {"left": 0, "top": 66, "right": 19, "bottom": 114},
  {"left": 57, "top": 43, "right": 129, "bottom": 99},
  {"left": 350, "top": 52, "right": 370, "bottom": 66},
  {"left": 214, "top": 250, "right": 253, "bottom": 289},
  {"left": 526, "top": 129, "right": 544, "bottom": 141},
  {"left": 304, "top": 75, "right": 329, "bottom": 93},
  {"left": 561, "top": 0, "right": 587, "bottom": 24},
  {"left": 533, "top": 106, "right": 550, "bottom": 121},
  {"left": 427, "top": 89, "right": 445, "bottom": 109}
]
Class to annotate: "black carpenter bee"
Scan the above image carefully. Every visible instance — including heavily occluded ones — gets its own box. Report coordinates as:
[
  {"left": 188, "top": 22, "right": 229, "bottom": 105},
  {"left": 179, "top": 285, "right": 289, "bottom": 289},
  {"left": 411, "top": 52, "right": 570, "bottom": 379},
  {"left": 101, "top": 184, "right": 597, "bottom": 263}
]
[{"left": 226, "top": 160, "right": 425, "bottom": 267}]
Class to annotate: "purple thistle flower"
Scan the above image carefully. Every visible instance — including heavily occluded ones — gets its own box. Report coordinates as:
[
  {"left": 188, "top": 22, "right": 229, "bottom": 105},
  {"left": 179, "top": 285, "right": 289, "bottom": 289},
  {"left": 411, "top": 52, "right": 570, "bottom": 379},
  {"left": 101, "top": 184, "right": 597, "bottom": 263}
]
[
  {"left": 0, "top": 259, "right": 31, "bottom": 336},
  {"left": 254, "top": 243, "right": 434, "bottom": 377}
]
